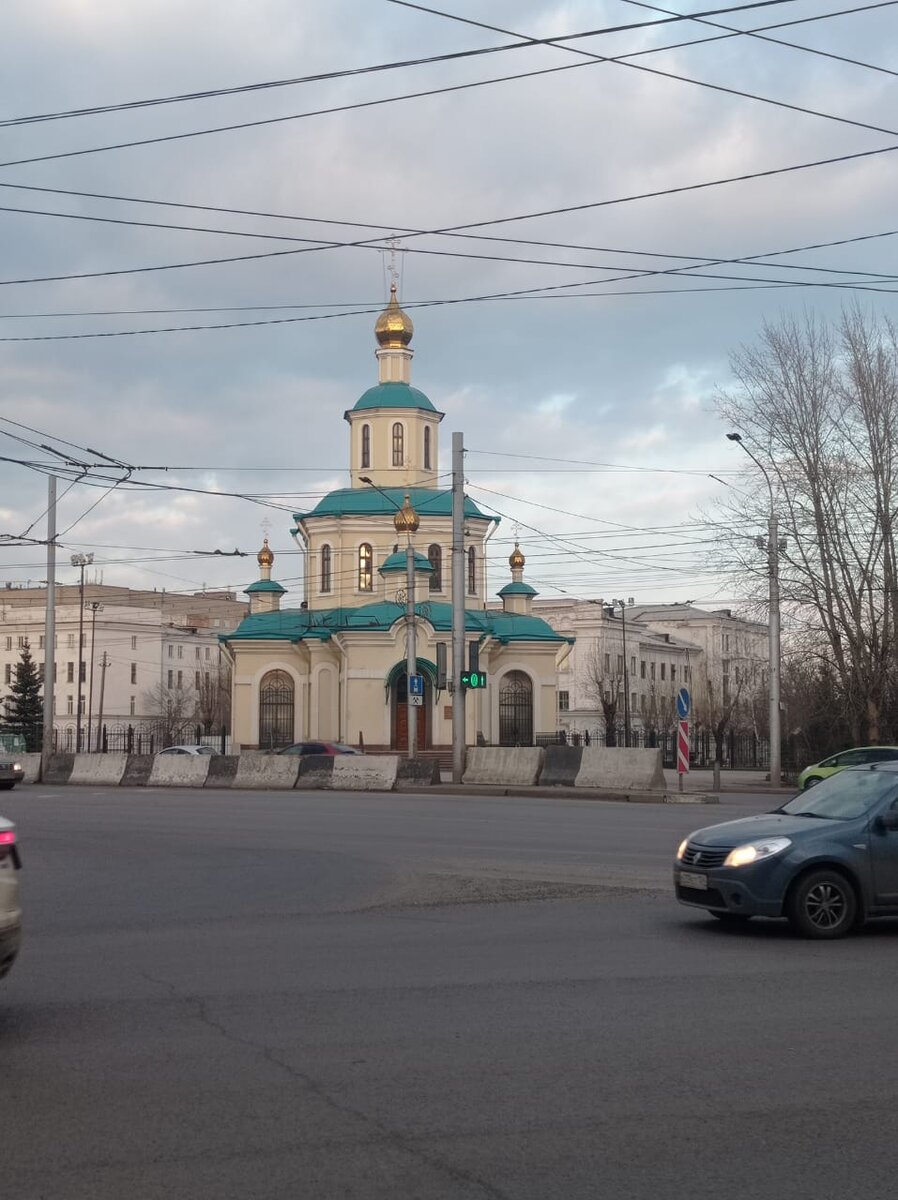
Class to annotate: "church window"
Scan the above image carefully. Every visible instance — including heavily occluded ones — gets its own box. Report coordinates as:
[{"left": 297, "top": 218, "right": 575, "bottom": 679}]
[
  {"left": 392, "top": 423, "right": 404, "bottom": 466},
  {"left": 361, "top": 424, "right": 370, "bottom": 469},
  {"left": 358, "top": 543, "right": 373, "bottom": 591},
  {"left": 467, "top": 546, "right": 476, "bottom": 594},
  {"left": 320, "top": 544, "right": 332, "bottom": 593},
  {"left": 428, "top": 544, "right": 442, "bottom": 592},
  {"left": 424, "top": 427, "right": 431, "bottom": 471}
]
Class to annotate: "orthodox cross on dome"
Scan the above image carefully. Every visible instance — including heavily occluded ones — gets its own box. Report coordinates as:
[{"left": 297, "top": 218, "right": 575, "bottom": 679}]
[
  {"left": 260, "top": 516, "right": 272, "bottom": 537},
  {"left": 384, "top": 235, "right": 405, "bottom": 295}
]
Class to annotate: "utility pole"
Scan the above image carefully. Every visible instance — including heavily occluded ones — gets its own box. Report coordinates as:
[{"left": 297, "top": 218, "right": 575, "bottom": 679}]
[
  {"left": 451, "top": 431, "right": 466, "bottom": 783},
  {"left": 41, "top": 476, "right": 57, "bottom": 777},
  {"left": 71, "top": 551, "right": 93, "bottom": 752},
  {"left": 86, "top": 602, "right": 103, "bottom": 752},
  {"left": 96, "top": 652, "right": 108, "bottom": 753},
  {"left": 613, "top": 598, "right": 633, "bottom": 747}
]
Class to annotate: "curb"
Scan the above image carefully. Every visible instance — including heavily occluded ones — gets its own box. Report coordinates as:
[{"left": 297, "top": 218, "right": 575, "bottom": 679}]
[{"left": 427, "top": 785, "right": 720, "bottom": 804}]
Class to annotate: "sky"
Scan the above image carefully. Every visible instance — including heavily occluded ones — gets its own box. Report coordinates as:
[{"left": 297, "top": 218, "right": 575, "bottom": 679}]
[{"left": 0, "top": 0, "right": 895, "bottom": 613}]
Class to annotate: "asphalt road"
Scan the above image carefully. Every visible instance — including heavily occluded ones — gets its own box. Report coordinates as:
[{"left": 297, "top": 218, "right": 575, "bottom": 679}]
[{"left": 3, "top": 787, "right": 896, "bottom": 1199}]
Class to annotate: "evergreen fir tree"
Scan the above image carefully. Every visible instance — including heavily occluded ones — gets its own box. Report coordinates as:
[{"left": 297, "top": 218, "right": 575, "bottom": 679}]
[{"left": 2, "top": 639, "right": 43, "bottom": 751}]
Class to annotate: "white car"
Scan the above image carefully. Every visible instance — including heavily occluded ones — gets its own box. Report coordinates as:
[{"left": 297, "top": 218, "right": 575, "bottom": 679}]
[
  {"left": 0, "top": 816, "right": 21, "bottom": 980},
  {"left": 158, "top": 745, "right": 218, "bottom": 756}
]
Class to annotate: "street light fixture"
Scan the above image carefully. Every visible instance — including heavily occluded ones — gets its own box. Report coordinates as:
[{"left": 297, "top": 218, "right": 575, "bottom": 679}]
[
  {"left": 70, "top": 552, "right": 93, "bottom": 752},
  {"left": 612, "top": 598, "right": 633, "bottom": 747},
  {"left": 726, "top": 432, "right": 781, "bottom": 787}
]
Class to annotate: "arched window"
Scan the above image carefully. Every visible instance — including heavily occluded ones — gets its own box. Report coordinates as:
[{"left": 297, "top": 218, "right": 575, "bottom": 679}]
[
  {"left": 467, "top": 546, "right": 477, "bottom": 595},
  {"left": 392, "top": 422, "right": 404, "bottom": 467},
  {"left": 259, "top": 669, "right": 294, "bottom": 749},
  {"left": 428, "top": 543, "right": 442, "bottom": 592},
  {"left": 358, "top": 543, "right": 373, "bottom": 591},
  {"left": 424, "top": 426, "right": 431, "bottom": 471},
  {"left": 499, "top": 671, "right": 533, "bottom": 746},
  {"left": 361, "top": 424, "right": 371, "bottom": 470},
  {"left": 320, "top": 544, "right": 332, "bottom": 593}
]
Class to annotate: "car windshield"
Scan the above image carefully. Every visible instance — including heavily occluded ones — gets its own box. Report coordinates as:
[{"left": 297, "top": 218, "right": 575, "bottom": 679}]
[{"left": 780, "top": 769, "right": 898, "bottom": 820}]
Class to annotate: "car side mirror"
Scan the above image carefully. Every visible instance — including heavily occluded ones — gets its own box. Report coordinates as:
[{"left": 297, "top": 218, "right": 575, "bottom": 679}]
[{"left": 875, "top": 812, "right": 898, "bottom": 833}]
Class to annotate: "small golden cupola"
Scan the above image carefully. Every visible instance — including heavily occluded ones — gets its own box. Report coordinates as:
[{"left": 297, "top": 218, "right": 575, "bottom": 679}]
[
  {"left": 244, "top": 537, "right": 286, "bottom": 615},
  {"left": 499, "top": 541, "right": 537, "bottom": 615},
  {"left": 375, "top": 281, "right": 414, "bottom": 351}
]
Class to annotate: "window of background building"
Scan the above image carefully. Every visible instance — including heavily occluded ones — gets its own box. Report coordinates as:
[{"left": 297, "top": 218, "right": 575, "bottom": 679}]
[
  {"left": 67, "top": 633, "right": 75, "bottom": 648},
  {"left": 4, "top": 637, "right": 10, "bottom": 651},
  {"left": 130, "top": 696, "right": 135, "bottom": 716},
  {"left": 631, "top": 692, "right": 637, "bottom": 713},
  {"left": 177, "top": 670, "right": 183, "bottom": 688},
  {"left": 167, "top": 645, "right": 173, "bottom": 658},
  {"left": 640, "top": 660, "right": 646, "bottom": 679},
  {"left": 631, "top": 656, "right": 636, "bottom": 675},
  {"left": 392, "top": 422, "right": 404, "bottom": 466},
  {"left": 321, "top": 544, "right": 332, "bottom": 593},
  {"left": 671, "top": 664, "right": 676, "bottom": 683},
  {"left": 424, "top": 426, "right": 431, "bottom": 470},
  {"left": 195, "top": 647, "right": 200, "bottom": 660},
  {"left": 361, "top": 423, "right": 371, "bottom": 469},
  {"left": 617, "top": 655, "right": 624, "bottom": 674},
  {"left": 167, "top": 669, "right": 173, "bottom": 688},
  {"left": 66, "top": 695, "right": 73, "bottom": 715},
  {"left": 177, "top": 645, "right": 183, "bottom": 659},
  {"left": 205, "top": 647, "right": 210, "bottom": 661},
  {"left": 604, "top": 653, "right": 610, "bottom": 673},
  {"left": 130, "top": 663, "right": 137, "bottom": 684},
  {"left": 79, "top": 662, "right": 85, "bottom": 683},
  {"left": 67, "top": 662, "right": 74, "bottom": 683},
  {"left": 558, "top": 690, "right": 570, "bottom": 712},
  {"left": 3, "top": 665, "right": 10, "bottom": 685},
  {"left": 660, "top": 663, "right": 666, "bottom": 681},
  {"left": 195, "top": 671, "right": 200, "bottom": 690},
  {"left": 358, "top": 543, "right": 373, "bottom": 591},
  {"left": 39, "top": 635, "right": 45, "bottom": 649},
  {"left": 131, "top": 636, "right": 137, "bottom": 650},
  {"left": 651, "top": 662, "right": 656, "bottom": 680}
]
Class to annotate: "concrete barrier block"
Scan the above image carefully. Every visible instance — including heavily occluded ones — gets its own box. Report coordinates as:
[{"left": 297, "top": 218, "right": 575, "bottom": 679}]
[
  {"left": 44, "top": 754, "right": 75, "bottom": 785},
  {"left": 147, "top": 755, "right": 210, "bottom": 788},
  {"left": 19, "top": 754, "right": 41, "bottom": 783},
  {"left": 121, "top": 755, "right": 154, "bottom": 787},
  {"left": 68, "top": 753, "right": 128, "bottom": 786},
  {"left": 463, "top": 747, "right": 544, "bottom": 787},
  {"left": 331, "top": 754, "right": 398, "bottom": 792},
  {"left": 296, "top": 756, "right": 334, "bottom": 789},
  {"left": 575, "top": 747, "right": 665, "bottom": 791},
  {"left": 205, "top": 756, "right": 240, "bottom": 788},
  {"left": 539, "top": 746, "right": 583, "bottom": 786},
  {"left": 396, "top": 758, "right": 440, "bottom": 788},
  {"left": 233, "top": 753, "right": 300, "bottom": 790}
]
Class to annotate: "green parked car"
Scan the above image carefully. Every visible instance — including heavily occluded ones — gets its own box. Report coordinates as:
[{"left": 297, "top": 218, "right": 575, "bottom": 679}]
[{"left": 798, "top": 746, "right": 898, "bottom": 790}]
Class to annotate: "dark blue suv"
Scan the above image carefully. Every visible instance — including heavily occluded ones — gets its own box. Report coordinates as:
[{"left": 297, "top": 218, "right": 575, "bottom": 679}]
[{"left": 674, "top": 763, "right": 898, "bottom": 938}]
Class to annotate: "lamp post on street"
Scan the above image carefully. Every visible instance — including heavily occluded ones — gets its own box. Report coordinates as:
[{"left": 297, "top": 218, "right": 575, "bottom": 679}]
[
  {"left": 726, "top": 432, "right": 781, "bottom": 787},
  {"left": 70, "top": 552, "right": 93, "bottom": 752},
  {"left": 612, "top": 598, "right": 633, "bottom": 747},
  {"left": 86, "top": 601, "right": 103, "bottom": 751}
]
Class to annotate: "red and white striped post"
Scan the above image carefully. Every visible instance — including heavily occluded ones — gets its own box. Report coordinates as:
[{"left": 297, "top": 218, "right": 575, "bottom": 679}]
[{"left": 676, "top": 687, "right": 690, "bottom": 794}]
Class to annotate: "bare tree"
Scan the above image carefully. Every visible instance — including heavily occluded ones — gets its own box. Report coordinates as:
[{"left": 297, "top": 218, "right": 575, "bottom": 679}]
[
  {"left": 195, "top": 663, "right": 232, "bottom": 733},
  {"left": 142, "top": 681, "right": 198, "bottom": 745},
  {"left": 582, "top": 640, "right": 624, "bottom": 745},
  {"left": 715, "top": 306, "right": 898, "bottom": 745}
]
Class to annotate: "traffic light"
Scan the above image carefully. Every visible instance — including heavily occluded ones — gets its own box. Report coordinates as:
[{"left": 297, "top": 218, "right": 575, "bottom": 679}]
[
  {"left": 435, "top": 642, "right": 448, "bottom": 689},
  {"left": 468, "top": 640, "right": 479, "bottom": 674},
  {"left": 460, "top": 670, "right": 487, "bottom": 689}
]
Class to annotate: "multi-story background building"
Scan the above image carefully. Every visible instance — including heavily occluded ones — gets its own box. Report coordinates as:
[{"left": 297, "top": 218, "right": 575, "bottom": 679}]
[{"left": 0, "top": 583, "right": 246, "bottom": 748}]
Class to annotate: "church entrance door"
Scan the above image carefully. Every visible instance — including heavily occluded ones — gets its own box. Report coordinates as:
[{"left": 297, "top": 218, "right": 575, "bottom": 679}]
[{"left": 393, "top": 672, "right": 429, "bottom": 750}]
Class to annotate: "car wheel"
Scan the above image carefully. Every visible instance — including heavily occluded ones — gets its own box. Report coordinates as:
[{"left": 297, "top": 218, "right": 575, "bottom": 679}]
[
  {"left": 786, "top": 869, "right": 857, "bottom": 939},
  {"left": 802, "top": 776, "right": 822, "bottom": 789},
  {"left": 710, "top": 911, "right": 751, "bottom": 923},
  {"left": 0, "top": 781, "right": 14, "bottom": 791}
]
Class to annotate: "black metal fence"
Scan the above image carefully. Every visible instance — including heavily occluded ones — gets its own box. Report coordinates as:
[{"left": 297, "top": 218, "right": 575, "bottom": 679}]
[
  {"left": 534, "top": 727, "right": 804, "bottom": 775},
  {"left": 47, "top": 722, "right": 229, "bottom": 755}
]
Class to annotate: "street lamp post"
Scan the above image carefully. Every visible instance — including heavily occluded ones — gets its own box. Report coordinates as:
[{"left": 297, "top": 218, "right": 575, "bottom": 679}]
[
  {"left": 70, "top": 552, "right": 93, "bottom": 752},
  {"left": 360, "top": 477, "right": 420, "bottom": 759},
  {"left": 726, "top": 432, "right": 781, "bottom": 787},
  {"left": 612, "top": 598, "right": 632, "bottom": 747},
  {"left": 86, "top": 601, "right": 103, "bottom": 751}
]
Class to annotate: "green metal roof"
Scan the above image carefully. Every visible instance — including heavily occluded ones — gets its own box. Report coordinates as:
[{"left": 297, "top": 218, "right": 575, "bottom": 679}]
[
  {"left": 380, "top": 549, "right": 434, "bottom": 574},
  {"left": 348, "top": 382, "right": 438, "bottom": 413},
  {"left": 222, "top": 601, "right": 572, "bottom": 645},
  {"left": 294, "top": 487, "right": 499, "bottom": 523},
  {"left": 244, "top": 579, "right": 286, "bottom": 594},
  {"left": 497, "top": 581, "right": 538, "bottom": 597}
]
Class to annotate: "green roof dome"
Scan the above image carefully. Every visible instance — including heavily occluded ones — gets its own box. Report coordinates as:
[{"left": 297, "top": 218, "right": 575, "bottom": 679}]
[
  {"left": 351, "top": 382, "right": 437, "bottom": 413},
  {"left": 498, "top": 581, "right": 537, "bottom": 597},
  {"left": 380, "top": 549, "right": 434, "bottom": 575},
  {"left": 294, "top": 487, "right": 499, "bottom": 523},
  {"left": 244, "top": 579, "right": 286, "bottom": 595}
]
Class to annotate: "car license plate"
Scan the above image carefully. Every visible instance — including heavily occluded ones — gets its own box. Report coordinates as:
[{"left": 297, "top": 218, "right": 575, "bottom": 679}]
[{"left": 679, "top": 870, "right": 708, "bottom": 890}]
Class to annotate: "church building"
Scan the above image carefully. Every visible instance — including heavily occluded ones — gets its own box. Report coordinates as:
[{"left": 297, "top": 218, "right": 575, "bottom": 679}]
[{"left": 222, "top": 286, "right": 573, "bottom": 750}]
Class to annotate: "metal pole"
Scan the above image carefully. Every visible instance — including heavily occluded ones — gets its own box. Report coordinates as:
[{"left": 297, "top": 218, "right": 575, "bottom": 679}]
[
  {"left": 41, "top": 476, "right": 57, "bottom": 776},
  {"left": 406, "top": 532, "right": 417, "bottom": 759},
  {"left": 75, "top": 564, "right": 85, "bottom": 752},
  {"left": 768, "top": 513, "right": 782, "bottom": 788},
  {"left": 621, "top": 604, "right": 631, "bottom": 748},
  {"left": 96, "top": 652, "right": 108, "bottom": 753},
  {"left": 86, "top": 603, "right": 100, "bottom": 752},
  {"left": 451, "top": 432, "right": 466, "bottom": 783}
]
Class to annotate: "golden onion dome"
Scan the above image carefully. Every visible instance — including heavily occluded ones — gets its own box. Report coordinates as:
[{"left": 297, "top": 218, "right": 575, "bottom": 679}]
[
  {"left": 393, "top": 493, "right": 420, "bottom": 535},
  {"left": 509, "top": 542, "right": 525, "bottom": 570},
  {"left": 257, "top": 537, "right": 275, "bottom": 568},
  {"left": 375, "top": 282, "right": 414, "bottom": 349}
]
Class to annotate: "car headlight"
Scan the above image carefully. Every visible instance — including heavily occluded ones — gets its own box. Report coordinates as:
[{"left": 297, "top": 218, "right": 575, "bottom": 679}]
[
  {"left": 13, "top": 762, "right": 22, "bottom": 772},
  {"left": 676, "top": 838, "right": 689, "bottom": 861},
  {"left": 724, "top": 837, "right": 791, "bottom": 868}
]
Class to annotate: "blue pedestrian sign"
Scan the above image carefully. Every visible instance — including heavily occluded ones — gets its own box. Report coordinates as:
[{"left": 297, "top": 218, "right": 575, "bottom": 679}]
[
  {"left": 408, "top": 674, "right": 424, "bottom": 697},
  {"left": 676, "top": 687, "right": 690, "bottom": 719}
]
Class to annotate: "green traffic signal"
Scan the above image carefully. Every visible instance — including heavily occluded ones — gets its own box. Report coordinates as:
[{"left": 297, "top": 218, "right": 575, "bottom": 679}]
[{"left": 461, "top": 671, "right": 487, "bottom": 689}]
